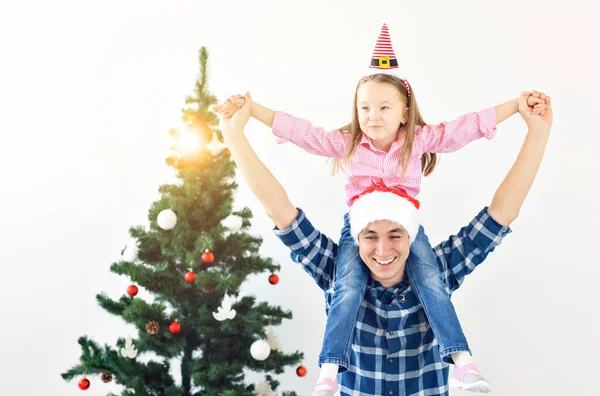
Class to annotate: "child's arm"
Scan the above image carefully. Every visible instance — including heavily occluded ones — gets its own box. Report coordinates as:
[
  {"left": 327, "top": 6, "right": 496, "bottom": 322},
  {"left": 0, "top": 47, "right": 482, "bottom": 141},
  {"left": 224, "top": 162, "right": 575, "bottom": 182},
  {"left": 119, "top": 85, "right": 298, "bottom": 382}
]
[
  {"left": 216, "top": 93, "right": 348, "bottom": 158},
  {"left": 416, "top": 91, "right": 547, "bottom": 154},
  {"left": 251, "top": 102, "right": 275, "bottom": 128}
]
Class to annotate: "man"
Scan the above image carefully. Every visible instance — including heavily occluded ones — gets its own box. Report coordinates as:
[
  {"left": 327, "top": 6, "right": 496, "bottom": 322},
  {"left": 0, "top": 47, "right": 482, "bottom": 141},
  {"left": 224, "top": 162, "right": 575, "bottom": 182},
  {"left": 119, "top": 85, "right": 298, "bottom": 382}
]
[{"left": 213, "top": 91, "right": 552, "bottom": 396}]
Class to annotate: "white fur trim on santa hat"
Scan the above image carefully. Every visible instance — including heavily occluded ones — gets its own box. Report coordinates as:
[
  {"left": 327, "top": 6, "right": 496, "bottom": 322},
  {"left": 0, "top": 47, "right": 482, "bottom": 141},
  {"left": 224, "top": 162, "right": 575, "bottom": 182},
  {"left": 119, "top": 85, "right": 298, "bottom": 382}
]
[{"left": 349, "top": 191, "right": 419, "bottom": 245}]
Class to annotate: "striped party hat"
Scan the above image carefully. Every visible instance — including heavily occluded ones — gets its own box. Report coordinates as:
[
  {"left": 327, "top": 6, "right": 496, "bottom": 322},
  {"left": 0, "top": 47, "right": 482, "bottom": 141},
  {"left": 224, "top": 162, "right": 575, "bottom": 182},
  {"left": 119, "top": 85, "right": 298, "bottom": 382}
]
[
  {"left": 370, "top": 23, "right": 399, "bottom": 71},
  {"left": 365, "top": 22, "right": 411, "bottom": 99}
]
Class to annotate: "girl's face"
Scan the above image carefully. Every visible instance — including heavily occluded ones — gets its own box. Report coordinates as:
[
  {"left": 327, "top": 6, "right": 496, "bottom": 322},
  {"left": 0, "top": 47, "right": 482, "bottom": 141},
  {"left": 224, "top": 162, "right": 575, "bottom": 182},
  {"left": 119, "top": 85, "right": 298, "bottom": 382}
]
[{"left": 356, "top": 81, "right": 408, "bottom": 152}]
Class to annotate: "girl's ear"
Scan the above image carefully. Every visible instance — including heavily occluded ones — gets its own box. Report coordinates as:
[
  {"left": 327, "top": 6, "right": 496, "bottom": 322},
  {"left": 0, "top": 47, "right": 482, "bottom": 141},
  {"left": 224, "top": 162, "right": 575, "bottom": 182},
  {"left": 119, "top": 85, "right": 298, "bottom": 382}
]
[{"left": 401, "top": 107, "right": 409, "bottom": 124}]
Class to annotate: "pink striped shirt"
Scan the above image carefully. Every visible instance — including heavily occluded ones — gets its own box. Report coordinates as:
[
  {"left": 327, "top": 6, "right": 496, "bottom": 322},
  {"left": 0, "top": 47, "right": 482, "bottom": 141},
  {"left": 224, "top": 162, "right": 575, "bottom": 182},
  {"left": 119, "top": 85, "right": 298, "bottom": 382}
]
[{"left": 272, "top": 107, "right": 497, "bottom": 206}]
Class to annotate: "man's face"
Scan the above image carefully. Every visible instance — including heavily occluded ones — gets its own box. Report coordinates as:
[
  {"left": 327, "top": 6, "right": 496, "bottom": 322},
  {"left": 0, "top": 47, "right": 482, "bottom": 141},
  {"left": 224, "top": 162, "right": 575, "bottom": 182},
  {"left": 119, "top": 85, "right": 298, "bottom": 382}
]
[{"left": 358, "top": 220, "right": 410, "bottom": 288}]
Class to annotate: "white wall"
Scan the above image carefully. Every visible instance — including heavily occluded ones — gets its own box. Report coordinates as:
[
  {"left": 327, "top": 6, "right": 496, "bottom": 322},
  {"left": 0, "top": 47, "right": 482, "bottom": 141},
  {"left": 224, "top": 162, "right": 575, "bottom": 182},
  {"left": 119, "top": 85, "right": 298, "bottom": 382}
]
[{"left": 1, "top": 0, "right": 599, "bottom": 395}]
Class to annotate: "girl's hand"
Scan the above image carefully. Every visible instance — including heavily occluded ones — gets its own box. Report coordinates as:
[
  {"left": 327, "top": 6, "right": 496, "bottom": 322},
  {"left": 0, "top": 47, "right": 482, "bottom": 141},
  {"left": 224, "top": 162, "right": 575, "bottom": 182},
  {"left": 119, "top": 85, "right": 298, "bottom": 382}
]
[
  {"left": 526, "top": 89, "right": 548, "bottom": 116},
  {"left": 215, "top": 92, "right": 253, "bottom": 135},
  {"left": 211, "top": 94, "right": 245, "bottom": 119},
  {"left": 519, "top": 91, "right": 553, "bottom": 131}
]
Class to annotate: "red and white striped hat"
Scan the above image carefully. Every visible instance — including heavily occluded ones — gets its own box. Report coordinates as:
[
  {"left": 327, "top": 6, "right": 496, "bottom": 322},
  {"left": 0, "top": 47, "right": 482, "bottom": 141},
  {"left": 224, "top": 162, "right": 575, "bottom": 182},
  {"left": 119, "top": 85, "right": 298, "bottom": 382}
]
[{"left": 365, "top": 23, "right": 411, "bottom": 99}]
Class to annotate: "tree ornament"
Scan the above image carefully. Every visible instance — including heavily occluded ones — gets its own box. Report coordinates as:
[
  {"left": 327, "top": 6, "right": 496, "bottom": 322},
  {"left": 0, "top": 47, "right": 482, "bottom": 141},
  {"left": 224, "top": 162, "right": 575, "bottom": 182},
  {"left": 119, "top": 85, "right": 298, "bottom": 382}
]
[
  {"left": 157, "top": 209, "right": 177, "bottom": 230},
  {"left": 202, "top": 284, "right": 214, "bottom": 293},
  {"left": 120, "top": 336, "right": 138, "bottom": 358},
  {"left": 222, "top": 215, "right": 243, "bottom": 232},
  {"left": 121, "top": 243, "right": 138, "bottom": 262},
  {"left": 78, "top": 377, "right": 90, "bottom": 390},
  {"left": 268, "top": 274, "right": 279, "bottom": 285},
  {"left": 184, "top": 271, "right": 196, "bottom": 283},
  {"left": 169, "top": 320, "right": 181, "bottom": 334},
  {"left": 201, "top": 249, "right": 214, "bottom": 263},
  {"left": 126, "top": 285, "right": 138, "bottom": 297},
  {"left": 213, "top": 294, "right": 236, "bottom": 321},
  {"left": 266, "top": 327, "right": 282, "bottom": 351},
  {"left": 250, "top": 339, "right": 271, "bottom": 361},
  {"left": 146, "top": 321, "right": 160, "bottom": 335},
  {"left": 296, "top": 365, "right": 307, "bottom": 377},
  {"left": 100, "top": 372, "right": 113, "bottom": 383},
  {"left": 254, "top": 380, "right": 276, "bottom": 396},
  {"left": 225, "top": 148, "right": 231, "bottom": 157}
]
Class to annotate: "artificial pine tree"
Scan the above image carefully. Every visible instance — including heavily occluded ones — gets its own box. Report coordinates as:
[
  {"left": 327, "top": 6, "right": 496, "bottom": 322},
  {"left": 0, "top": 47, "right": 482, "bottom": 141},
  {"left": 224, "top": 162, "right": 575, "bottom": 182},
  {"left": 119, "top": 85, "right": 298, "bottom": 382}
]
[{"left": 61, "top": 47, "right": 303, "bottom": 396}]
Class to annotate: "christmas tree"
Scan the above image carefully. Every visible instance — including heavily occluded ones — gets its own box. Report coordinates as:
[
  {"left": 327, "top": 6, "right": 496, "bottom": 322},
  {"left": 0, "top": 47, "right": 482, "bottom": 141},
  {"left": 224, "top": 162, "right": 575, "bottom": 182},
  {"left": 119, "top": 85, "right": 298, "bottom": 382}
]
[{"left": 61, "top": 47, "right": 303, "bottom": 396}]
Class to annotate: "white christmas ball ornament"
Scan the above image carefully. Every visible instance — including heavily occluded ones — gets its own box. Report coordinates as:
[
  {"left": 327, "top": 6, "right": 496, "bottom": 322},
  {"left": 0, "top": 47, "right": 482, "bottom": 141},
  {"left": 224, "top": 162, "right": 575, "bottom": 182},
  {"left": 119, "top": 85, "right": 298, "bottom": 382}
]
[
  {"left": 222, "top": 215, "right": 243, "bottom": 232},
  {"left": 157, "top": 209, "right": 177, "bottom": 230},
  {"left": 122, "top": 243, "right": 138, "bottom": 261},
  {"left": 250, "top": 339, "right": 271, "bottom": 361}
]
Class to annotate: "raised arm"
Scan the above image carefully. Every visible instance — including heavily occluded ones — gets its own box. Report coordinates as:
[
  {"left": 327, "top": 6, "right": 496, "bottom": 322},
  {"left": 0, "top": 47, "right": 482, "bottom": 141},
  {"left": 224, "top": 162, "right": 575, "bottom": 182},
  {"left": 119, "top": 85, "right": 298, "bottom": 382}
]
[
  {"left": 438, "top": 92, "right": 552, "bottom": 291},
  {"left": 487, "top": 92, "right": 553, "bottom": 226},
  {"left": 214, "top": 92, "right": 299, "bottom": 230}
]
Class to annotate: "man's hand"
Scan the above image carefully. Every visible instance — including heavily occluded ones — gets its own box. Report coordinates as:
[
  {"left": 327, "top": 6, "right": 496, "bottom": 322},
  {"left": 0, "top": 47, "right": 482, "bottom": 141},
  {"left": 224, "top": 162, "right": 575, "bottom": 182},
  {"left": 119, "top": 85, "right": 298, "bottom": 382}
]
[
  {"left": 526, "top": 89, "right": 547, "bottom": 116},
  {"left": 212, "top": 92, "right": 253, "bottom": 135},
  {"left": 519, "top": 91, "right": 553, "bottom": 131}
]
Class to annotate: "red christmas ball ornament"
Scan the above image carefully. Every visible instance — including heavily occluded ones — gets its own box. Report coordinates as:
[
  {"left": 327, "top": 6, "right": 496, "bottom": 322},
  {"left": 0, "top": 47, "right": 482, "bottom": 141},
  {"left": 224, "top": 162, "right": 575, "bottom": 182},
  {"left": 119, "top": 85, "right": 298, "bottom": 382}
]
[
  {"left": 268, "top": 274, "right": 279, "bottom": 285},
  {"left": 296, "top": 365, "right": 307, "bottom": 377},
  {"left": 78, "top": 378, "right": 90, "bottom": 390},
  {"left": 201, "top": 249, "right": 214, "bottom": 264},
  {"left": 184, "top": 271, "right": 196, "bottom": 283},
  {"left": 169, "top": 320, "right": 181, "bottom": 334},
  {"left": 126, "top": 285, "right": 138, "bottom": 297},
  {"left": 225, "top": 148, "right": 231, "bottom": 157}
]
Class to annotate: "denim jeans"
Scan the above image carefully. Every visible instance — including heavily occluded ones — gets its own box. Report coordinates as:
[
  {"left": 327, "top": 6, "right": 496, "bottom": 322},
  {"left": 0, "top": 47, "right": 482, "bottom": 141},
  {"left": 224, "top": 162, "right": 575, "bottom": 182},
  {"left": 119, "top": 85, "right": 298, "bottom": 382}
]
[
  {"left": 318, "top": 213, "right": 469, "bottom": 370},
  {"left": 405, "top": 224, "right": 470, "bottom": 363}
]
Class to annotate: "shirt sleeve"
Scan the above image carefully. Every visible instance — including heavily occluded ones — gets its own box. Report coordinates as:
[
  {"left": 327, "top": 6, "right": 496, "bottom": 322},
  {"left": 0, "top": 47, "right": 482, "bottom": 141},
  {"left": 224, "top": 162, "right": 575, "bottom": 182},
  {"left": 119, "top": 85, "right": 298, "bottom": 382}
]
[
  {"left": 271, "top": 111, "right": 348, "bottom": 158},
  {"left": 434, "top": 207, "right": 512, "bottom": 293},
  {"left": 415, "top": 107, "right": 497, "bottom": 154},
  {"left": 272, "top": 208, "right": 337, "bottom": 291}
]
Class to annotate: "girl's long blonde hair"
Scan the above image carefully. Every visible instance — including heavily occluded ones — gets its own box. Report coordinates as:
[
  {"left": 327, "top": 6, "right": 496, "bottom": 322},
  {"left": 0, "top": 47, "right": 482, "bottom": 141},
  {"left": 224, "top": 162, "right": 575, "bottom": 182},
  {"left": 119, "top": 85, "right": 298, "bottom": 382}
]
[{"left": 331, "top": 74, "right": 438, "bottom": 178}]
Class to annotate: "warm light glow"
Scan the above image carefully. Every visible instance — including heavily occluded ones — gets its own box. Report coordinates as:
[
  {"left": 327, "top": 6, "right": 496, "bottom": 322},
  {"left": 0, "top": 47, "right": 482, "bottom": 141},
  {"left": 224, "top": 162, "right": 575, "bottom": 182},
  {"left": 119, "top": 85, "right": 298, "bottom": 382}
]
[
  {"left": 169, "top": 123, "right": 204, "bottom": 155},
  {"left": 179, "top": 129, "right": 202, "bottom": 154}
]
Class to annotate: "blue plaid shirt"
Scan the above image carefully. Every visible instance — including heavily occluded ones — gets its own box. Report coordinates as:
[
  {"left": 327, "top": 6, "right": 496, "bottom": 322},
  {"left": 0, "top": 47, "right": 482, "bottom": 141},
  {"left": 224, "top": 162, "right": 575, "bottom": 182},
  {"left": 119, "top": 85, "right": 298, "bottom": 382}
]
[{"left": 273, "top": 207, "right": 511, "bottom": 396}]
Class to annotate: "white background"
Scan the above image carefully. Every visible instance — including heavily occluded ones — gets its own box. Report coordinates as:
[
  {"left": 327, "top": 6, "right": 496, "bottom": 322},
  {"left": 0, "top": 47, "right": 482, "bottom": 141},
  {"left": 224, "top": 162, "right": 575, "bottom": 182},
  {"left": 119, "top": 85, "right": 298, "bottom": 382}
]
[{"left": 1, "top": 0, "right": 599, "bottom": 395}]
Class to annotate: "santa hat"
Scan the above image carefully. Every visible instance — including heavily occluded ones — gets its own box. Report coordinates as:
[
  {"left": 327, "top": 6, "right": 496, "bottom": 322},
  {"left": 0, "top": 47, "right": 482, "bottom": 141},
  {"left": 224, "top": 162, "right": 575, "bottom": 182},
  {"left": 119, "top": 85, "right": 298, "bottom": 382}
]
[
  {"left": 349, "top": 186, "right": 420, "bottom": 245},
  {"left": 364, "top": 23, "right": 411, "bottom": 100}
]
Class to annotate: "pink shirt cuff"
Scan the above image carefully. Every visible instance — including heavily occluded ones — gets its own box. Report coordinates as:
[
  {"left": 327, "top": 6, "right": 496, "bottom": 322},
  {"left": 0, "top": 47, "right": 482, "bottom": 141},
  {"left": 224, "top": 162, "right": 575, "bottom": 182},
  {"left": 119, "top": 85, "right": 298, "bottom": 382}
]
[
  {"left": 272, "top": 111, "right": 291, "bottom": 144},
  {"left": 480, "top": 106, "right": 498, "bottom": 140}
]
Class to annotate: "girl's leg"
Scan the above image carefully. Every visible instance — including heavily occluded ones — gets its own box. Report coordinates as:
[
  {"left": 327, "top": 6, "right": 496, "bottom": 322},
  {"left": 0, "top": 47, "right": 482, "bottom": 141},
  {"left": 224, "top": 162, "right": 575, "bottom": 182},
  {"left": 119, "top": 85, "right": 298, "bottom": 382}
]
[
  {"left": 314, "top": 213, "right": 368, "bottom": 395},
  {"left": 407, "top": 226, "right": 491, "bottom": 392},
  {"left": 406, "top": 225, "right": 470, "bottom": 360}
]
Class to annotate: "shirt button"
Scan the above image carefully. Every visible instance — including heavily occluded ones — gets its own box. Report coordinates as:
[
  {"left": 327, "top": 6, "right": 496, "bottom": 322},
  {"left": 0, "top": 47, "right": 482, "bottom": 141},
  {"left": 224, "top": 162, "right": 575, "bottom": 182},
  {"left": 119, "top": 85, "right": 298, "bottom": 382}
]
[
  {"left": 397, "top": 294, "right": 406, "bottom": 303},
  {"left": 388, "top": 331, "right": 394, "bottom": 336},
  {"left": 389, "top": 358, "right": 394, "bottom": 363},
  {"left": 388, "top": 303, "right": 393, "bottom": 307},
  {"left": 389, "top": 391, "right": 394, "bottom": 395}
]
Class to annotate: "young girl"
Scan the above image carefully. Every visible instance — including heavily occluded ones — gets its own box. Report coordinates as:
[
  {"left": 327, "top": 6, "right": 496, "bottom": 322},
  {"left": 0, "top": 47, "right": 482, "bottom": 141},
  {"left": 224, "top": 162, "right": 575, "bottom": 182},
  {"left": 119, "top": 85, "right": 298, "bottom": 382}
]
[{"left": 216, "top": 24, "right": 545, "bottom": 395}]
